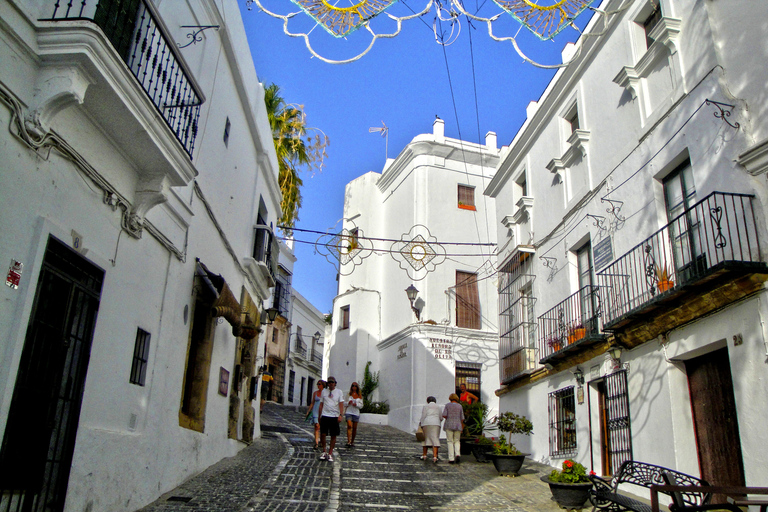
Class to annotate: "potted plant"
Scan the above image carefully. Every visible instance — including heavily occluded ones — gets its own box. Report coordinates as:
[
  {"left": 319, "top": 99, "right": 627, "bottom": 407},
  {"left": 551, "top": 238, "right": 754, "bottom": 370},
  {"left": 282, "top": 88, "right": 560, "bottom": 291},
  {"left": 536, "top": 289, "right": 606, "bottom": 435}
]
[
  {"left": 655, "top": 265, "right": 675, "bottom": 293},
  {"left": 567, "top": 323, "right": 586, "bottom": 345},
  {"left": 461, "top": 401, "right": 492, "bottom": 455},
  {"left": 547, "top": 336, "right": 563, "bottom": 353},
  {"left": 541, "top": 459, "right": 593, "bottom": 509},
  {"left": 467, "top": 434, "right": 495, "bottom": 463},
  {"left": 487, "top": 412, "right": 533, "bottom": 475}
]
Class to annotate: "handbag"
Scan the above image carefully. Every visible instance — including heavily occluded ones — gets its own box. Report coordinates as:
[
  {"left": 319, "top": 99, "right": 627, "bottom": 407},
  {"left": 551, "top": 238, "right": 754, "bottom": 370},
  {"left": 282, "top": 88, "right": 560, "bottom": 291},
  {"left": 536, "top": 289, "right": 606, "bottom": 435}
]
[{"left": 415, "top": 425, "right": 425, "bottom": 442}]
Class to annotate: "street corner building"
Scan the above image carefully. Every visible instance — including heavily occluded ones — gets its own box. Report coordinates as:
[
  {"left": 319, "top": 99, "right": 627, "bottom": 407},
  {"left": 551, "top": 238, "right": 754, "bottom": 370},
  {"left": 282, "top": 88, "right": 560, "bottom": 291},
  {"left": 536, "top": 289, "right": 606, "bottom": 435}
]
[
  {"left": 0, "top": 0, "right": 285, "bottom": 510},
  {"left": 484, "top": 0, "right": 768, "bottom": 498},
  {"left": 327, "top": 119, "right": 503, "bottom": 434}
]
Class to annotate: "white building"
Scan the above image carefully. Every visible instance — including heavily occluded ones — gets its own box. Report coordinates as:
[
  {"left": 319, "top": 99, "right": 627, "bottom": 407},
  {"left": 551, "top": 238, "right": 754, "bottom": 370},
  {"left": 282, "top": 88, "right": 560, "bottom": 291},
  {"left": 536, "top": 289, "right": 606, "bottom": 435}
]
[
  {"left": 0, "top": 1, "right": 282, "bottom": 510},
  {"left": 485, "top": 0, "right": 768, "bottom": 497},
  {"left": 283, "top": 290, "right": 327, "bottom": 409},
  {"left": 328, "top": 119, "right": 502, "bottom": 434}
]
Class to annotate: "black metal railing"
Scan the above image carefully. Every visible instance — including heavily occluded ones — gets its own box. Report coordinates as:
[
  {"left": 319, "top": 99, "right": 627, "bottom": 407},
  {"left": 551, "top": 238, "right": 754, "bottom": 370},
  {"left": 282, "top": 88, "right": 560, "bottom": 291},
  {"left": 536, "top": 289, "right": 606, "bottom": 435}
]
[
  {"left": 295, "top": 342, "right": 307, "bottom": 359},
  {"left": 47, "top": 0, "right": 202, "bottom": 158},
  {"left": 310, "top": 351, "right": 323, "bottom": 367},
  {"left": 500, "top": 297, "right": 536, "bottom": 383},
  {"left": 597, "top": 192, "right": 762, "bottom": 325},
  {"left": 253, "top": 225, "right": 278, "bottom": 282},
  {"left": 538, "top": 285, "right": 601, "bottom": 360}
]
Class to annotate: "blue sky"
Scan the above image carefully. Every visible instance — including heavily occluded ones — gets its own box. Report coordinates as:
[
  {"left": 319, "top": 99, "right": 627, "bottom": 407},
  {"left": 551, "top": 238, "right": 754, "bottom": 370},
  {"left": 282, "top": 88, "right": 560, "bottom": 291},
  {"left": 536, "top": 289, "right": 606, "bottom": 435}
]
[{"left": 238, "top": 0, "right": 594, "bottom": 313}]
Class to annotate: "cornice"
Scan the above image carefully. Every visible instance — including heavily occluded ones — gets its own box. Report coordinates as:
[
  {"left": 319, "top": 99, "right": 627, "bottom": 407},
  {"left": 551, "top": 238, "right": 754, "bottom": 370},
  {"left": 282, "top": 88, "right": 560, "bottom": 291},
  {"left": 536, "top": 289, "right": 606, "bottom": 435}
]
[{"left": 376, "top": 324, "right": 499, "bottom": 350}]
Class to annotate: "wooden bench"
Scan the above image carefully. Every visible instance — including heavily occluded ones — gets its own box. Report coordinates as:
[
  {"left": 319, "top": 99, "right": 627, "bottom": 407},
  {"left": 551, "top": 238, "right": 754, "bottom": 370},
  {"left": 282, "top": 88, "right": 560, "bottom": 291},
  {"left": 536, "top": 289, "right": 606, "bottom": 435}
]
[{"left": 588, "top": 461, "right": 711, "bottom": 512}]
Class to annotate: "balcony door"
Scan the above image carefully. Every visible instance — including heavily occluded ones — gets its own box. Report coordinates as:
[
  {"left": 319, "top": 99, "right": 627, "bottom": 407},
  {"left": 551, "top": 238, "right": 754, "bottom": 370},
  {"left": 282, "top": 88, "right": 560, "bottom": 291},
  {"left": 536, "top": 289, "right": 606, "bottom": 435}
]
[
  {"left": 577, "top": 243, "right": 597, "bottom": 332},
  {"left": 93, "top": 0, "right": 141, "bottom": 61},
  {"left": 663, "top": 161, "right": 703, "bottom": 281}
]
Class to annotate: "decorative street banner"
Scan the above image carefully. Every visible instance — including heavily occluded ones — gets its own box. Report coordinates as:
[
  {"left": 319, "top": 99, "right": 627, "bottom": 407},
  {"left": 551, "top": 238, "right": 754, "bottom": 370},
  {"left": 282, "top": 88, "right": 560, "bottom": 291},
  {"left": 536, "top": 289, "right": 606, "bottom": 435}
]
[{"left": 390, "top": 225, "right": 446, "bottom": 281}]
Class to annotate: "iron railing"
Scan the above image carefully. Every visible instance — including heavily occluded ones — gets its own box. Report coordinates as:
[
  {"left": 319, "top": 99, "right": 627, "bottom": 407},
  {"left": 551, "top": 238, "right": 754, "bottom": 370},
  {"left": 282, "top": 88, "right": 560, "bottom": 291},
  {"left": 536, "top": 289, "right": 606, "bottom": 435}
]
[
  {"left": 295, "top": 341, "right": 307, "bottom": 359},
  {"left": 310, "top": 351, "right": 323, "bottom": 367},
  {"left": 597, "top": 192, "right": 762, "bottom": 326},
  {"left": 548, "top": 386, "right": 577, "bottom": 457},
  {"left": 538, "top": 285, "right": 602, "bottom": 360},
  {"left": 47, "top": 0, "right": 202, "bottom": 158},
  {"left": 500, "top": 297, "right": 537, "bottom": 383},
  {"left": 253, "top": 225, "right": 278, "bottom": 282}
]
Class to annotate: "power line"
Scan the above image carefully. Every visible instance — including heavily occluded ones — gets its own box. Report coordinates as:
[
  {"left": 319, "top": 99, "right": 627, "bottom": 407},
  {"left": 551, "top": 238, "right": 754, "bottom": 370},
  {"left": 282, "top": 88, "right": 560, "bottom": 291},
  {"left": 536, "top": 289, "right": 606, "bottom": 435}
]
[
  {"left": 284, "top": 237, "right": 496, "bottom": 257},
  {"left": 279, "top": 226, "right": 497, "bottom": 246}
]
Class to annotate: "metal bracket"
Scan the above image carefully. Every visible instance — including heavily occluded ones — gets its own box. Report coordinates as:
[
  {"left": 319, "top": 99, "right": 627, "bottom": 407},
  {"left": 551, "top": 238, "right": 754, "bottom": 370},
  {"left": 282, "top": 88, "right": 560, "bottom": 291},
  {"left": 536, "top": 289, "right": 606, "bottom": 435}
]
[
  {"left": 178, "top": 25, "right": 220, "bottom": 48},
  {"left": 705, "top": 99, "right": 740, "bottom": 130}
]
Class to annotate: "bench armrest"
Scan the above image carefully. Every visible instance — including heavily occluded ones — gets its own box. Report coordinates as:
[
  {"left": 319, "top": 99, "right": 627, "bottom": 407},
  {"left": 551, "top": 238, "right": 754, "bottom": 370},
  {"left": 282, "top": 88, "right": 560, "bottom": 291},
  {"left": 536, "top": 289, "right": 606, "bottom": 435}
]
[{"left": 589, "top": 474, "right": 617, "bottom": 510}]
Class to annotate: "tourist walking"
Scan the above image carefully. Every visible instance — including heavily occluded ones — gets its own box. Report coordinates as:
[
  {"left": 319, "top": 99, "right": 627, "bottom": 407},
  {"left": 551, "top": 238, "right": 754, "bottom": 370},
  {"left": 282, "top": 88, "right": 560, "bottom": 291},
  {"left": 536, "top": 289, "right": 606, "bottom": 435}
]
[
  {"left": 442, "top": 393, "right": 465, "bottom": 464},
  {"left": 458, "top": 383, "right": 479, "bottom": 404},
  {"left": 318, "top": 376, "right": 344, "bottom": 462},
  {"left": 305, "top": 379, "right": 325, "bottom": 450},
  {"left": 418, "top": 396, "right": 443, "bottom": 463},
  {"left": 345, "top": 382, "right": 363, "bottom": 448}
]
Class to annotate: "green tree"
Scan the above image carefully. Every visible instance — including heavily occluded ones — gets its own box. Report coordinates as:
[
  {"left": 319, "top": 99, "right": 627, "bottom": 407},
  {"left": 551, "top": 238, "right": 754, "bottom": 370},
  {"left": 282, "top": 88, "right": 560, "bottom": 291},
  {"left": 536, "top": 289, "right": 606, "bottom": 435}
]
[{"left": 263, "top": 83, "right": 329, "bottom": 231}]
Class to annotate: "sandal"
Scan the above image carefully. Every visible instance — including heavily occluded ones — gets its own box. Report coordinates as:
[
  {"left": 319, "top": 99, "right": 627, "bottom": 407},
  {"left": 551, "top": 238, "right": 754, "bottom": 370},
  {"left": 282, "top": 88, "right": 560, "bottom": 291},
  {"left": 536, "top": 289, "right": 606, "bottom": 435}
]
[
  {"left": 433, "top": 457, "right": 439, "bottom": 463},
  {"left": 420, "top": 455, "right": 426, "bottom": 460}
]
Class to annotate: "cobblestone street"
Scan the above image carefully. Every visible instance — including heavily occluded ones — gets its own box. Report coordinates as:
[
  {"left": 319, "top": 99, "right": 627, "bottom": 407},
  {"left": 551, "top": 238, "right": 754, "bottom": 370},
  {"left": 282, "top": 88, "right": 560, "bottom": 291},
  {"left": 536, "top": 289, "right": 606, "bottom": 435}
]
[{"left": 136, "top": 404, "right": 567, "bottom": 512}]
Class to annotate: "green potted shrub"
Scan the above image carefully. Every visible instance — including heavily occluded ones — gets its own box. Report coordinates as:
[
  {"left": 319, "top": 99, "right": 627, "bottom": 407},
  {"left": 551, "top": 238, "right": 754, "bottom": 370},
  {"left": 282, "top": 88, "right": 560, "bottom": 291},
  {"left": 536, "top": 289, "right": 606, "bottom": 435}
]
[
  {"left": 468, "top": 433, "right": 495, "bottom": 463},
  {"left": 487, "top": 412, "right": 533, "bottom": 475},
  {"left": 541, "top": 459, "right": 593, "bottom": 509},
  {"left": 461, "top": 401, "right": 492, "bottom": 455}
]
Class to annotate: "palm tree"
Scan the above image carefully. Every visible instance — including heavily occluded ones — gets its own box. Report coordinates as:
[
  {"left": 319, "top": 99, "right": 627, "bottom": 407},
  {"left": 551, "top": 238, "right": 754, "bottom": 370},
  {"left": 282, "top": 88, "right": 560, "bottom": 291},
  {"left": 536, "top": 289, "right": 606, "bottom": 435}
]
[{"left": 264, "top": 83, "right": 328, "bottom": 231}]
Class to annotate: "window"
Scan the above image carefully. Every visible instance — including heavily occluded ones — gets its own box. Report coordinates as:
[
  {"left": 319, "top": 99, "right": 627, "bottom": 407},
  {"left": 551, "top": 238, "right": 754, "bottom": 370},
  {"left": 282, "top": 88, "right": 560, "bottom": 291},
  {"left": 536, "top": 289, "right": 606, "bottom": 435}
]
[
  {"left": 271, "top": 326, "right": 278, "bottom": 343},
  {"left": 300, "top": 376, "right": 306, "bottom": 405},
  {"left": 223, "top": 117, "right": 231, "bottom": 147},
  {"left": 576, "top": 243, "right": 597, "bottom": 330},
  {"left": 458, "top": 185, "right": 476, "bottom": 210},
  {"left": 549, "top": 387, "right": 577, "bottom": 456},
  {"left": 307, "top": 377, "right": 315, "bottom": 406},
  {"left": 339, "top": 305, "right": 350, "bottom": 330},
  {"left": 642, "top": 4, "right": 662, "bottom": 49},
  {"left": 499, "top": 253, "right": 536, "bottom": 383},
  {"left": 180, "top": 271, "right": 217, "bottom": 432},
  {"left": 288, "top": 370, "right": 295, "bottom": 403},
  {"left": 515, "top": 173, "right": 528, "bottom": 198},
  {"left": 455, "top": 361, "right": 482, "bottom": 399},
  {"left": 456, "top": 271, "right": 481, "bottom": 329},
  {"left": 272, "top": 267, "right": 292, "bottom": 316},
  {"left": 663, "top": 160, "right": 702, "bottom": 280},
  {"left": 129, "top": 328, "right": 151, "bottom": 386},
  {"left": 565, "top": 104, "right": 580, "bottom": 133},
  {"left": 598, "top": 370, "right": 633, "bottom": 475}
]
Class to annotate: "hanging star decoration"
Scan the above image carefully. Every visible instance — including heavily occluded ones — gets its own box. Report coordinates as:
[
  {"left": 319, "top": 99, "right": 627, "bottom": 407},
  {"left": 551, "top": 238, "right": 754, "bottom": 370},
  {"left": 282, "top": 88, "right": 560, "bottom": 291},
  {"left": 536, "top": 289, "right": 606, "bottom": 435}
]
[
  {"left": 492, "top": 0, "right": 593, "bottom": 41},
  {"left": 315, "top": 219, "right": 372, "bottom": 275},
  {"left": 291, "top": 0, "right": 399, "bottom": 37},
  {"left": 389, "top": 225, "right": 446, "bottom": 281}
]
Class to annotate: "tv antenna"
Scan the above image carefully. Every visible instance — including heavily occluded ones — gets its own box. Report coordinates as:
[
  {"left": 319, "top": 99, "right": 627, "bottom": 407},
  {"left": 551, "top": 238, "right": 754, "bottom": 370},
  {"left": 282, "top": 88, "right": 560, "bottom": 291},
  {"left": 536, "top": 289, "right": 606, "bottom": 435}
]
[{"left": 369, "top": 121, "right": 389, "bottom": 159}]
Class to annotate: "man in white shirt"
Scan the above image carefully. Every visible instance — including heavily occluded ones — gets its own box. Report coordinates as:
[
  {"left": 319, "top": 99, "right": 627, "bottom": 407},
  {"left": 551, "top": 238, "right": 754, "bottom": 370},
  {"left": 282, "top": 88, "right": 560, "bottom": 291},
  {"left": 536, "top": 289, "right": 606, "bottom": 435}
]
[{"left": 318, "top": 376, "right": 344, "bottom": 462}]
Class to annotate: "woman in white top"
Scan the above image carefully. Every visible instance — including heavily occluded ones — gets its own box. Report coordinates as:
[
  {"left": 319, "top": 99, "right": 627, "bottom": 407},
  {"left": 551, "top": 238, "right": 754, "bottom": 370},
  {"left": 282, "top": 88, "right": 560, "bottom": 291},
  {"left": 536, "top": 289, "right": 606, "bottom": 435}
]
[
  {"left": 345, "top": 382, "right": 364, "bottom": 448},
  {"left": 419, "top": 396, "right": 443, "bottom": 463}
]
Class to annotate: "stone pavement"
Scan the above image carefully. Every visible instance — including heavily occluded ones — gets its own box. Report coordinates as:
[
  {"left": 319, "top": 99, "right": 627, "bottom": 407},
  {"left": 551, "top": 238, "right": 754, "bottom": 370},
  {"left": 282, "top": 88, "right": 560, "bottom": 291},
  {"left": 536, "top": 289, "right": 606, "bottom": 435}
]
[{"left": 135, "top": 403, "right": 569, "bottom": 512}]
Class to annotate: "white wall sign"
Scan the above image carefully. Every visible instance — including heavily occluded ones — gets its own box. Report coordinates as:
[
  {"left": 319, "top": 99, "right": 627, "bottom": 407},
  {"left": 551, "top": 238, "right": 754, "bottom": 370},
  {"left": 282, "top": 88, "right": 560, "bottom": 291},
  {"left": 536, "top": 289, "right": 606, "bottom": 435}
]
[{"left": 430, "top": 337, "right": 453, "bottom": 360}]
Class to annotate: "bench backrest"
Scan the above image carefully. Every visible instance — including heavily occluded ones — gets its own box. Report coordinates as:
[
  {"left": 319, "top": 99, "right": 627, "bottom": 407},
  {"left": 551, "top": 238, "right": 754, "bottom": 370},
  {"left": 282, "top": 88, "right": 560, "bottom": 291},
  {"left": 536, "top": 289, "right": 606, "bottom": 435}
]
[{"left": 612, "top": 461, "right": 711, "bottom": 507}]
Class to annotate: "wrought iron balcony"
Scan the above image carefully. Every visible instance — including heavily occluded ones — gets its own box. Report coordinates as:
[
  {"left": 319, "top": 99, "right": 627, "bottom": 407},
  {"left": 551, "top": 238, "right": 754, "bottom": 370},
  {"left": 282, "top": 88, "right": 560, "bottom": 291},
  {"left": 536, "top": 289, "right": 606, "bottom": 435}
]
[
  {"left": 310, "top": 351, "right": 323, "bottom": 368},
  {"left": 46, "top": 0, "right": 202, "bottom": 158},
  {"left": 294, "top": 342, "right": 307, "bottom": 359},
  {"left": 598, "top": 192, "right": 768, "bottom": 346},
  {"left": 538, "top": 285, "right": 607, "bottom": 365},
  {"left": 253, "top": 224, "right": 278, "bottom": 283},
  {"left": 500, "top": 296, "right": 537, "bottom": 384}
]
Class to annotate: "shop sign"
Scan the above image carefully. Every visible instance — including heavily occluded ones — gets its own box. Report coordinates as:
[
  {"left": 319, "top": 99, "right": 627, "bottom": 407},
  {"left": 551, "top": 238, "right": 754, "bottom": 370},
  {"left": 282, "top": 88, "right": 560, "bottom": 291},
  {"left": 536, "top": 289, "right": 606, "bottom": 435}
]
[{"left": 6, "top": 260, "right": 22, "bottom": 289}]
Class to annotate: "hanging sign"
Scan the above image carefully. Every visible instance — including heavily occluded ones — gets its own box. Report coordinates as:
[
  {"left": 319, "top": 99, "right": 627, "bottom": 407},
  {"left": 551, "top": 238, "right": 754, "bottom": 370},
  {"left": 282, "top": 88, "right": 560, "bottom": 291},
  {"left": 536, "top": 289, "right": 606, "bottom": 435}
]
[
  {"left": 6, "top": 260, "right": 22, "bottom": 289},
  {"left": 430, "top": 338, "right": 453, "bottom": 360}
]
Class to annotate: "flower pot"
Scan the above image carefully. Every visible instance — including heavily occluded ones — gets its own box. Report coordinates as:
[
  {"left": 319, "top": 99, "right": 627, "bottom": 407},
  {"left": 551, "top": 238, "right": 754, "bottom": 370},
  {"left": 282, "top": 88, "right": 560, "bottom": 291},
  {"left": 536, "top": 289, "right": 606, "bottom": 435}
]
[
  {"left": 567, "top": 328, "right": 586, "bottom": 345},
  {"left": 467, "top": 442, "right": 494, "bottom": 463},
  {"left": 540, "top": 475, "right": 592, "bottom": 510},
  {"left": 657, "top": 279, "right": 674, "bottom": 293},
  {"left": 488, "top": 453, "right": 527, "bottom": 475},
  {"left": 460, "top": 437, "right": 474, "bottom": 455}
]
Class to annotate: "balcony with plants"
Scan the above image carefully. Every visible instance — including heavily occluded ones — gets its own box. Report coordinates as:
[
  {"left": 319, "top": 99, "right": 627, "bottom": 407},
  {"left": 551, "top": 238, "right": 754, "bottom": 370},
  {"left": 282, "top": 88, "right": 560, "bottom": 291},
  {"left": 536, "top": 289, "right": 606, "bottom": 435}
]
[
  {"left": 537, "top": 285, "right": 607, "bottom": 366},
  {"left": 597, "top": 192, "right": 768, "bottom": 347}
]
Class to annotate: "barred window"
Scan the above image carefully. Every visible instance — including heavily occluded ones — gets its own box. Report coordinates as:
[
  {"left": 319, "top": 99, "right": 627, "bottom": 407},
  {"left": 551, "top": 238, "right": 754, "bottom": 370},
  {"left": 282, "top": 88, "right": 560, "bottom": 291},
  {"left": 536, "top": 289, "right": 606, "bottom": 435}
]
[
  {"left": 130, "top": 328, "right": 151, "bottom": 386},
  {"left": 549, "top": 386, "right": 577, "bottom": 457},
  {"left": 288, "top": 370, "right": 296, "bottom": 403}
]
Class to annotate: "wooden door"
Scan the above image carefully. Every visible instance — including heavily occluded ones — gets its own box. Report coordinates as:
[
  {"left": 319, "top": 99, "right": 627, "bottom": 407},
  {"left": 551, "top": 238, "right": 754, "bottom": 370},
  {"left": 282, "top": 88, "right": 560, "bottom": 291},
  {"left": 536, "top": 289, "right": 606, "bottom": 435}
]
[{"left": 685, "top": 347, "right": 745, "bottom": 500}]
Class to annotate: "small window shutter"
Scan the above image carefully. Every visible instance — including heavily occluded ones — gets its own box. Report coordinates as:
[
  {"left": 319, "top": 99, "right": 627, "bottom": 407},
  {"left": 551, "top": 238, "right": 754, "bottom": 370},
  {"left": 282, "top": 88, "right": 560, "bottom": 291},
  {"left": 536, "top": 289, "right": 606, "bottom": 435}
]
[
  {"left": 458, "top": 185, "right": 475, "bottom": 207},
  {"left": 456, "top": 271, "right": 481, "bottom": 329}
]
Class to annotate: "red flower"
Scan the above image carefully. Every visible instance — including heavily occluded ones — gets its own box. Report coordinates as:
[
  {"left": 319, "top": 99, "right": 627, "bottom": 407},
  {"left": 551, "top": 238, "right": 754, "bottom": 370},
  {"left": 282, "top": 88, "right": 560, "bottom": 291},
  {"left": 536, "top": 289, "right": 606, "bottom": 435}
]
[
  {"left": 564, "top": 460, "right": 574, "bottom": 468},
  {"left": 590, "top": 470, "right": 596, "bottom": 476}
]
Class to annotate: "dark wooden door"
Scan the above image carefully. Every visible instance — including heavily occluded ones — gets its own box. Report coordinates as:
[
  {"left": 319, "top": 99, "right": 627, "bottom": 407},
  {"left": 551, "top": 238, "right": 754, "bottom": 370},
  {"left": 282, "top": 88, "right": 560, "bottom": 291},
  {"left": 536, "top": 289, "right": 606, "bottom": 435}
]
[
  {"left": 685, "top": 347, "right": 745, "bottom": 499},
  {"left": 0, "top": 237, "right": 103, "bottom": 511}
]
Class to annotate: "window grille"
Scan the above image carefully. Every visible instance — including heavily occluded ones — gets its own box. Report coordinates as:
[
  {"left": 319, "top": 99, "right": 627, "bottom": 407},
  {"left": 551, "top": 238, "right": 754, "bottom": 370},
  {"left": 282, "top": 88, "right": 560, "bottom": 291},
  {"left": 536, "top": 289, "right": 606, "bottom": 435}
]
[
  {"left": 549, "top": 386, "right": 577, "bottom": 456},
  {"left": 456, "top": 271, "right": 481, "bottom": 329},
  {"left": 458, "top": 184, "right": 476, "bottom": 210},
  {"left": 340, "top": 305, "right": 350, "bottom": 330},
  {"left": 499, "top": 252, "right": 536, "bottom": 383},
  {"left": 288, "top": 370, "right": 295, "bottom": 403},
  {"left": 130, "top": 328, "right": 151, "bottom": 386},
  {"left": 455, "top": 361, "right": 482, "bottom": 399},
  {"left": 604, "top": 370, "right": 633, "bottom": 473}
]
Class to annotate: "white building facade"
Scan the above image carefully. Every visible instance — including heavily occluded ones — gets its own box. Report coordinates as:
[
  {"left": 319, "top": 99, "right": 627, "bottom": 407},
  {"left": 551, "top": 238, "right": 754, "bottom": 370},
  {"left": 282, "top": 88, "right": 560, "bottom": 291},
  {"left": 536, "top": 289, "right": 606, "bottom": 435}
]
[
  {"left": 0, "top": 1, "right": 282, "bottom": 510},
  {"left": 328, "top": 119, "right": 502, "bottom": 434},
  {"left": 486, "top": 0, "right": 768, "bottom": 498},
  {"left": 283, "top": 290, "right": 326, "bottom": 410}
]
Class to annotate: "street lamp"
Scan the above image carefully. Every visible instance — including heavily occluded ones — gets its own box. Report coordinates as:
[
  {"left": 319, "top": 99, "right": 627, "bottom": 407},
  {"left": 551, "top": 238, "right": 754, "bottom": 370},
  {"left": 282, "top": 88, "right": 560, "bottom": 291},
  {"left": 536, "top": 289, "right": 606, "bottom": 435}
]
[
  {"left": 312, "top": 331, "right": 322, "bottom": 344},
  {"left": 405, "top": 284, "right": 421, "bottom": 321},
  {"left": 260, "top": 307, "right": 279, "bottom": 325}
]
